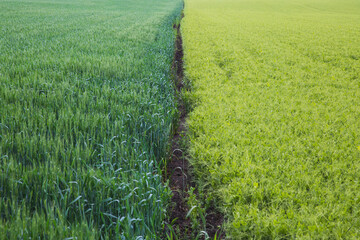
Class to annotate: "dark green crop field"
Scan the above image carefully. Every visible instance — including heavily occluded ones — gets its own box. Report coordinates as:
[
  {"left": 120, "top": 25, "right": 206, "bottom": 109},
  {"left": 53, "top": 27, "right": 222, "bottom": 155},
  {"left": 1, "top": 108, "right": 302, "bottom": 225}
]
[{"left": 0, "top": 0, "right": 182, "bottom": 238}]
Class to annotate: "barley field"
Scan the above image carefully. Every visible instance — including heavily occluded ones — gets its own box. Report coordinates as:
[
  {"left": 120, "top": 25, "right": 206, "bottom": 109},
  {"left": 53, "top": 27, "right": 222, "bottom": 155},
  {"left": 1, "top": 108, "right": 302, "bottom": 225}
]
[{"left": 0, "top": 0, "right": 182, "bottom": 238}]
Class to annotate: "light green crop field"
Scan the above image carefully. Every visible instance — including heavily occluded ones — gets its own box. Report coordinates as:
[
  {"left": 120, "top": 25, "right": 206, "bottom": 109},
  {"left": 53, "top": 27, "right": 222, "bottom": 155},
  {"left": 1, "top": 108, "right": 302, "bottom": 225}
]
[
  {"left": 182, "top": 0, "right": 360, "bottom": 238},
  {"left": 0, "top": 0, "right": 182, "bottom": 238}
]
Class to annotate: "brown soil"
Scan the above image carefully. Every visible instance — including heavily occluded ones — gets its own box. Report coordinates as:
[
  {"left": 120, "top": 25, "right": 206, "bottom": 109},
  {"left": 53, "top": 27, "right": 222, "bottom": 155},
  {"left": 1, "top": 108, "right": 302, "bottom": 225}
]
[
  {"left": 165, "top": 13, "right": 226, "bottom": 239},
  {"left": 167, "top": 17, "right": 193, "bottom": 238}
]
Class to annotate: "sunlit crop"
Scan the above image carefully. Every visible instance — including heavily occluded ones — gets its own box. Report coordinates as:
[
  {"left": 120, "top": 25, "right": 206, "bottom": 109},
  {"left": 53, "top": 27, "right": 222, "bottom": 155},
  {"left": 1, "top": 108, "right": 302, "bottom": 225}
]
[{"left": 182, "top": 0, "right": 360, "bottom": 238}]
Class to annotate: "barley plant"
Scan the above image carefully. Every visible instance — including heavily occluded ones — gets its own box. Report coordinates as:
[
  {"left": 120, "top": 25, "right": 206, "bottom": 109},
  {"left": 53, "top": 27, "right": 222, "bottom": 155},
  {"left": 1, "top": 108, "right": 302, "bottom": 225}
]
[{"left": 0, "top": 0, "right": 182, "bottom": 238}]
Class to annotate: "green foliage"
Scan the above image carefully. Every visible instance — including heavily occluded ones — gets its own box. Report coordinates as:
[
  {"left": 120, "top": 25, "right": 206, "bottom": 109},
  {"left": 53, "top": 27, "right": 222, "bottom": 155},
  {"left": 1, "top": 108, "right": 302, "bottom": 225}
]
[
  {"left": 186, "top": 187, "right": 206, "bottom": 233},
  {"left": 182, "top": 0, "right": 360, "bottom": 238},
  {"left": 0, "top": 0, "right": 182, "bottom": 238}
]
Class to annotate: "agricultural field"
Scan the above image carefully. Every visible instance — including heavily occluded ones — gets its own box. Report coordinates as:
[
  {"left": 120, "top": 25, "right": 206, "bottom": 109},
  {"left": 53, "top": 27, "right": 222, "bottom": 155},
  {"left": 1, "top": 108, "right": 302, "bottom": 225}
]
[
  {"left": 182, "top": 0, "right": 360, "bottom": 238},
  {"left": 0, "top": 0, "right": 182, "bottom": 238}
]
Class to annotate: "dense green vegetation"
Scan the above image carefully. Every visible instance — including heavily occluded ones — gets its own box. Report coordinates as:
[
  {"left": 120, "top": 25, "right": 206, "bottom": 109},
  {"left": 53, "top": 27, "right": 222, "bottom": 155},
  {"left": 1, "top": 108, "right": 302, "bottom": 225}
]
[
  {"left": 182, "top": 0, "right": 360, "bottom": 238},
  {"left": 0, "top": 0, "right": 182, "bottom": 238}
]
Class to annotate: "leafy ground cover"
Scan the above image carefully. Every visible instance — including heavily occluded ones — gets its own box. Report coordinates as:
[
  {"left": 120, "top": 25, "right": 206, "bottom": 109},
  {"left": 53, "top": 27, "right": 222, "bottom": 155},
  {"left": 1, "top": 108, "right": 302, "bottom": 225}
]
[
  {"left": 0, "top": 0, "right": 182, "bottom": 238},
  {"left": 182, "top": 0, "right": 360, "bottom": 238}
]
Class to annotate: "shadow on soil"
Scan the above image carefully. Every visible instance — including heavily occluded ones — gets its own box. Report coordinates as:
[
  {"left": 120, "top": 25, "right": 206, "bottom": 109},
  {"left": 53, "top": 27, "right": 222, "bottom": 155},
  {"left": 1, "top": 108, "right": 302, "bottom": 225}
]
[{"left": 164, "top": 12, "right": 226, "bottom": 240}]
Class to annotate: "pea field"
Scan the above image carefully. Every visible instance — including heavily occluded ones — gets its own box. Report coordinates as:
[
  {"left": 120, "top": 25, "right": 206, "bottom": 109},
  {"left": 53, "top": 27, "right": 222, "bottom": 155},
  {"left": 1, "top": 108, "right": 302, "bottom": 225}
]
[
  {"left": 182, "top": 0, "right": 360, "bottom": 238},
  {"left": 1, "top": 0, "right": 360, "bottom": 239}
]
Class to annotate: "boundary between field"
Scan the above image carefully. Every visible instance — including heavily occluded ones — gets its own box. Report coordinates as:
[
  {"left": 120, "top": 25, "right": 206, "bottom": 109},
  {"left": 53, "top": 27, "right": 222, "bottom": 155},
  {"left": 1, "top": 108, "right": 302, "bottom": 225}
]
[{"left": 164, "top": 9, "right": 226, "bottom": 239}]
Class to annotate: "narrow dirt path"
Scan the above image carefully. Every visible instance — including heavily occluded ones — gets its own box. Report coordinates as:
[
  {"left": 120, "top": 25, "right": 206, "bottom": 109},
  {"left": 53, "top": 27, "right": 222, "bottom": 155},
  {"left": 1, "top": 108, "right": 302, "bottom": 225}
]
[
  {"left": 167, "top": 15, "right": 193, "bottom": 237},
  {"left": 166, "top": 13, "right": 225, "bottom": 239}
]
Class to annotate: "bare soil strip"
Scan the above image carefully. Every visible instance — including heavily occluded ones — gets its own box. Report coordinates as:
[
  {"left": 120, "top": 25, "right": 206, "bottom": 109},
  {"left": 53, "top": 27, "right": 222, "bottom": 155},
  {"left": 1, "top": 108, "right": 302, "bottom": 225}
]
[
  {"left": 167, "top": 16, "right": 193, "bottom": 237},
  {"left": 166, "top": 13, "right": 225, "bottom": 239}
]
